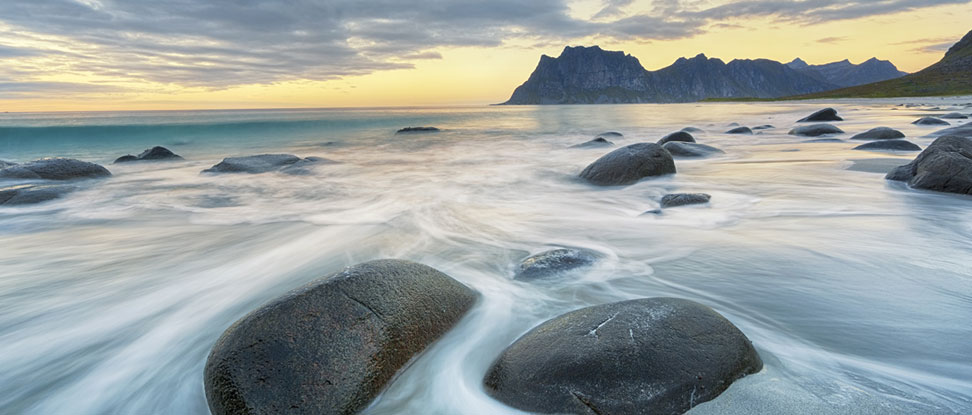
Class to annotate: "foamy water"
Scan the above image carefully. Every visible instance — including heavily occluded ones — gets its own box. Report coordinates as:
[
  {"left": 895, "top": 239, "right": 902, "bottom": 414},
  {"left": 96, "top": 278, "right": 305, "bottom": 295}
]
[{"left": 1, "top": 101, "right": 971, "bottom": 414}]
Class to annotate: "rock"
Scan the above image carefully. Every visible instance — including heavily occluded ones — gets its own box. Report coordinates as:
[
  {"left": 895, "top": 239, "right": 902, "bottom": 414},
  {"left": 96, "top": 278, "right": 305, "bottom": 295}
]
[
  {"left": 662, "top": 142, "right": 724, "bottom": 158},
  {"left": 851, "top": 127, "right": 905, "bottom": 140},
  {"left": 726, "top": 126, "right": 753, "bottom": 134},
  {"left": 0, "top": 184, "right": 77, "bottom": 205},
  {"left": 202, "top": 154, "right": 327, "bottom": 174},
  {"left": 0, "top": 160, "right": 17, "bottom": 169},
  {"left": 598, "top": 131, "right": 623, "bottom": 138},
  {"left": 115, "top": 146, "right": 183, "bottom": 163},
  {"left": 579, "top": 143, "right": 676, "bottom": 186},
  {"left": 933, "top": 122, "right": 972, "bottom": 137},
  {"left": 514, "top": 248, "right": 598, "bottom": 281},
  {"left": 802, "top": 138, "right": 844, "bottom": 143},
  {"left": 886, "top": 135, "right": 972, "bottom": 195},
  {"left": 727, "top": 122, "right": 740, "bottom": 127},
  {"left": 205, "top": 259, "right": 478, "bottom": 415},
  {"left": 571, "top": 137, "right": 614, "bottom": 149},
  {"left": 661, "top": 193, "right": 712, "bottom": 208},
  {"left": 853, "top": 140, "right": 921, "bottom": 152},
  {"left": 657, "top": 131, "right": 696, "bottom": 145},
  {"left": 681, "top": 127, "right": 703, "bottom": 133},
  {"left": 483, "top": 298, "right": 762, "bottom": 415},
  {"left": 279, "top": 156, "right": 337, "bottom": 175},
  {"left": 940, "top": 112, "right": 968, "bottom": 119},
  {"left": 797, "top": 108, "right": 842, "bottom": 122},
  {"left": 641, "top": 209, "right": 663, "bottom": 215},
  {"left": 396, "top": 126, "right": 440, "bottom": 133},
  {"left": 788, "top": 124, "right": 844, "bottom": 137},
  {"left": 0, "top": 158, "right": 111, "bottom": 180},
  {"left": 912, "top": 117, "right": 950, "bottom": 126},
  {"left": 752, "top": 125, "right": 775, "bottom": 130}
]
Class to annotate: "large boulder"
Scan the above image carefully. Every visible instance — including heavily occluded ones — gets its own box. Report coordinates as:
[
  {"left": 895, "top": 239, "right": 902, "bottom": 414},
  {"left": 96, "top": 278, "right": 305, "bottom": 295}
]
[
  {"left": 0, "top": 184, "right": 77, "bottom": 205},
  {"left": 725, "top": 126, "right": 753, "bottom": 135},
  {"left": 851, "top": 127, "right": 905, "bottom": 140},
  {"left": 484, "top": 298, "right": 762, "bottom": 415},
  {"left": 853, "top": 140, "right": 920, "bottom": 152},
  {"left": 514, "top": 248, "right": 597, "bottom": 281},
  {"left": 657, "top": 131, "right": 695, "bottom": 145},
  {"left": 202, "top": 154, "right": 330, "bottom": 174},
  {"left": 797, "top": 108, "right": 842, "bottom": 122},
  {"left": 940, "top": 112, "right": 968, "bottom": 119},
  {"left": 571, "top": 137, "right": 614, "bottom": 149},
  {"left": 115, "top": 146, "right": 183, "bottom": 163},
  {"left": 886, "top": 135, "right": 972, "bottom": 195},
  {"left": 912, "top": 117, "right": 949, "bottom": 126},
  {"left": 579, "top": 143, "right": 676, "bottom": 186},
  {"left": 788, "top": 124, "right": 844, "bottom": 137},
  {"left": 933, "top": 122, "right": 972, "bottom": 137},
  {"left": 662, "top": 142, "right": 724, "bottom": 158},
  {"left": 204, "top": 259, "right": 478, "bottom": 415},
  {"left": 661, "top": 193, "right": 712, "bottom": 208},
  {"left": 0, "top": 158, "right": 111, "bottom": 180}
]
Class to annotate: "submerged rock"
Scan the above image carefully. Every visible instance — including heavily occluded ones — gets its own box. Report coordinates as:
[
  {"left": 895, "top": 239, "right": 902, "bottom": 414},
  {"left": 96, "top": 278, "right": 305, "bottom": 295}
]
[
  {"left": 681, "top": 127, "right": 703, "bottom": 133},
  {"left": 886, "top": 135, "right": 972, "bottom": 195},
  {"left": 933, "top": 122, "right": 972, "bottom": 137},
  {"left": 514, "top": 248, "right": 597, "bottom": 281},
  {"left": 571, "top": 137, "right": 614, "bottom": 148},
  {"left": 851, "top": 127, "right": 905, "bottom": 140},
  {"left": 662, "top": 142, "right": 724, "bottom": 158},
  {"left": 115, "top": 146, "right": 183, "bottom": 163},
  {"left": 0, "top": 160, "right": 17, "bottom": 169},
  {"left": 726, "top": 126, "right": 753, "bottom": 134},
  {"left": 202, "top": 154, "right": 330, "bottom": 174},
  {"left": 788, "top": 124, "right": 844, "bottom": 137},
  {"left": 484, "top": 298, "right": 762, "bottom": 415},
  {"left": 803, "top": 138, "right": 844, "bottom": 143},
  {"left": 913, "top": 117, "right": 950, "bottom": 126},
  {"left": 661, "top": 193, "right": 711, "bottom": 208},
  {"left": 798, "top": 108, "right": 842, "bottom": 122},
  {"left": 0, "top": 158, "right": 111, "bottom": 181},
  {"left": 396, "top": 126, "right": 440, "bottom": 133},
  {"left": 853, "top": 140, "right": 921, "bottom": 152},
  {"left": 205, "top": 259, "right": 478, "bottom": 415},
  {"left": 0, "top": 184, "right": 77, "bottom": 205},
  {"left": 939, "top": 112, "right": 968, "bottom": 119},
  {"left": 752, "top": 124, "right": 775, "bottom": 130},
  {"left": 579, "top": 143, "right": 676, "bottom": 186},
  {"left": 657, "top": 131, "right": 695, "bottom": 145},
  {"left": 598, "top": 131, "right": 623, "bottom": 138}
]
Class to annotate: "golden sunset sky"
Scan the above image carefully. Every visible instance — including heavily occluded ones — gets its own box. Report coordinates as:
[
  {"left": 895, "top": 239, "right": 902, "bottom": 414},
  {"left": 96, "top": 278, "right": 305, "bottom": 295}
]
[{"left": 0, "top": 0, "right": 970, "bottom": 111}]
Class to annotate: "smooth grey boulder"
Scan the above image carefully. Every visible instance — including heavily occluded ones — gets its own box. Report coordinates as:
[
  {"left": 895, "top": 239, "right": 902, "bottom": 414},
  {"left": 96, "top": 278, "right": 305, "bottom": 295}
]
[
  {"left": 681, "top": 127, "right": 703, "bottom": 133},
  {"left": 202, "top": 154, "right": 329, "bottom": 174},
  {"left": 657, "top": 131, "right": 695, "bottom": 145},
  {"left": 661, "top": 193, "right": 711, "bottom": 208},
  {"left": 752, "top": 125, "right": 775, "bottom": 130},
  {"left": 598, "top": 131, "right": 623, "bottom": 138},
  {"left": 913, "top": 117, "right": 949, "bottom": 126},
  {"left": 851, "top": 127, "right": 905, "bottom": 140},
  {"left": 571, "top": 137, "right": 614, "bottom": 148},
  {"left": 0, "top": 158, "right": 111, "bottom": 180},
  {"left": 115, "top": 146, "right": 183, "bottom": 163},
  {"left": 0, "top": 184, "right": 77, "bottom": 205},
  {"left": 797, "top": 108, "right": 842, "bottom": 122},
  {"left": 803, "top": 138, "right": 844, "bottom": 143},
  {"left": 853, "top": 140, "right": 920, "bottom": 152},
  {"left": 933, "top": 122, "right": 972, "bottom": 137},
  {"left": 939, "top": 112, "right": 968, "bottom": 119},
  {"left": 396, "top": 126, "right": 439, "bottom": 133},
  {"left": 205, "top": 259, "right": 478, "bottom": 415},
  {"left": 579, "top": 143, "right": 676, "bottom": 186},
  {"left": 726, "top": 126, "right": 753, "bottom": 134},
  {"left": 514, "top": 248, "right": 597, "bottom": 281},
  {"left": 483, "top": 298, "right": 762, "bottom": 415},
  {"left": 788, "top": 124, "right": 844, "bottom": 137},
  {"left": 662, "top": 142, "right": 724, "bottom": 158},
  {"left": 886, "top": 135, "right": 972, "bottom": 195}
]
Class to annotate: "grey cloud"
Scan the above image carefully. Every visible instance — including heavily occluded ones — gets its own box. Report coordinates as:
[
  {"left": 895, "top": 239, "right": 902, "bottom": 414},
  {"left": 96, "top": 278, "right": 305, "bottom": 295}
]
[
  {"left": 685, "top": 0, "right": 970, "bottom": 23},
  {"left": 816, "top": 36, "right": 846, "bottom": 44}
]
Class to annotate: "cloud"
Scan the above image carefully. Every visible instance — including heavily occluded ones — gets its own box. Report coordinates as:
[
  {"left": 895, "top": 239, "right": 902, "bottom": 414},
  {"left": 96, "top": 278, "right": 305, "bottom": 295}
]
[
  {"left": 0, "top": 81, "right": 124, "bottom": 99},
  {"left": 0, "top": 0, "right": 966, "bottom": 97},
  {"left": 816, "top": 36, "right": 846, "bottom": 44}
]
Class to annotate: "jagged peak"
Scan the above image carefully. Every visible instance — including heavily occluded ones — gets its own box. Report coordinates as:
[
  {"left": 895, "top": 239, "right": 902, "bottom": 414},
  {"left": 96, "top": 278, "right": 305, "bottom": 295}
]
[{"left": 945, "top": 29, "right": 972, "bottom": 57}]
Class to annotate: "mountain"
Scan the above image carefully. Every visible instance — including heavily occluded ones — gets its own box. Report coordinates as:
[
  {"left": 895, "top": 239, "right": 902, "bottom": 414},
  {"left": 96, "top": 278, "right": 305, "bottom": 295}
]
[
  {"left": 786, "top": 58, "right": 908, "bottom": 87},
  {"left": 502, "top": 46, "right": 903, "bottom": 104},
  {"left": 795, "top": 29, "right": 972, "bottom": 99}
]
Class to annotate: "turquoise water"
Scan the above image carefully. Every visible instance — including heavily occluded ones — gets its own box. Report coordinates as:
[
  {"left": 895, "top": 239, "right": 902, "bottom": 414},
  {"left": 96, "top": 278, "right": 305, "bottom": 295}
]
[{"left": 1, "top": 101, "right": 971, "bottom": 414}]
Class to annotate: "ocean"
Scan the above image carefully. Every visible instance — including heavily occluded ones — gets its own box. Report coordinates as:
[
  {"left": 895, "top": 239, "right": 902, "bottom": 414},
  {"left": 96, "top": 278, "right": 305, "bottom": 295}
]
[{"left": 1, "top": 101, "right": 971, "bottom": 414}]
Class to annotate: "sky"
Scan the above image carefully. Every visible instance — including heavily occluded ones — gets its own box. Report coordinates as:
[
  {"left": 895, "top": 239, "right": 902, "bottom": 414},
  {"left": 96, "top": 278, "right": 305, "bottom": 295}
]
[{"left": 0, "top": 0, "right": 970, "bottom": 111}]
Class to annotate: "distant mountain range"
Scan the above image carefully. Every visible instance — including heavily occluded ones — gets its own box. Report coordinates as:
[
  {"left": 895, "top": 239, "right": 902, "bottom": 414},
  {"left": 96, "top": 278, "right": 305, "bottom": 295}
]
[
  {"left": 501, "top": 46, "right": 908, "bottom": 104},
  {"left": 796, "top": 29, "right": 972, "bottom": 99}
]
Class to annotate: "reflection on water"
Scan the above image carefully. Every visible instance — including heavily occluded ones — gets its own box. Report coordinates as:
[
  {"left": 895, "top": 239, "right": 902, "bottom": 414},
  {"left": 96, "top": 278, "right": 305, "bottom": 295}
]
[{"left": 1, "top": 99, "right": 971, "bottom": 414}]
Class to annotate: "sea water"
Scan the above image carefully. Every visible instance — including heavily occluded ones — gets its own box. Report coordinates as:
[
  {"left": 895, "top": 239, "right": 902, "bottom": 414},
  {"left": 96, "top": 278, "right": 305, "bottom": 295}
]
[{"left": 0, "top": 101, "right": 971, "bottom": 414}]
